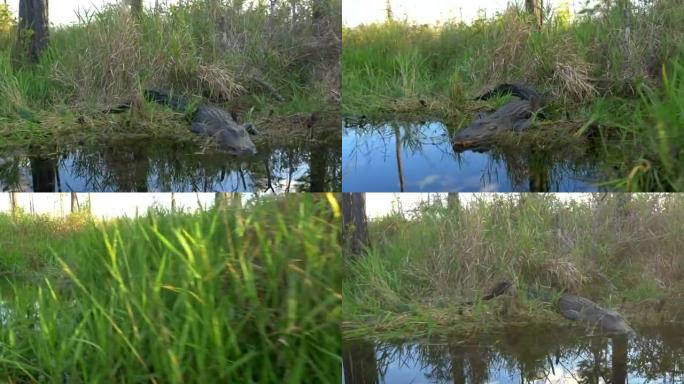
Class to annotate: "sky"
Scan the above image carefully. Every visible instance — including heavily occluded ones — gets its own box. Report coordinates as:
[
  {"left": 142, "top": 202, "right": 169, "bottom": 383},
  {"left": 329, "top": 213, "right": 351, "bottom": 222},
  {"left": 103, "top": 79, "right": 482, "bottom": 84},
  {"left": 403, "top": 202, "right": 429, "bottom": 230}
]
[
  {"left": 365, "top": 193, "right": 592, "bottom": 219},
  {"left": 4, "top": 0, "right": 180, "bottom": 26},
  {"left": 0, "top": 193, "right": 254, "bottom": 219},
  {"left": 343, "top": 0, "right": 583, "bottom": 27}
]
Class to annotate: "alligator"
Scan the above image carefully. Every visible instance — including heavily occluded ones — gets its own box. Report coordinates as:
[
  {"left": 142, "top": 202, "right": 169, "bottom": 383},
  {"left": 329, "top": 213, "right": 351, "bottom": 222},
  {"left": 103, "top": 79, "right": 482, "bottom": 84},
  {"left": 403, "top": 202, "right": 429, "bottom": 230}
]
[
  {"left": 468, "top": 280, "right": 635, "bottom": 337},
  {"left": 453, "top": 84, "right": 543, "bottom": 151},
  {"left": 558, "top": 294, "right": 636, "bottom": 337},
  {"left": 108, "top": 89, "right": 258, "bottom": 156}
]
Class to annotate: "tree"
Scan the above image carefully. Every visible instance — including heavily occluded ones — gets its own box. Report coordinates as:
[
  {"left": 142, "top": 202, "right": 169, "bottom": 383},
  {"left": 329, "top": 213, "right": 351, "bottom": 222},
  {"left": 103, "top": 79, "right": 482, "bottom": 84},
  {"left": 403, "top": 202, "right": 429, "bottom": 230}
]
[
  {"left": 12, "top": 0, "right": 49, "bottom": 68},
  {"left": 342, "top": 193, "right": 369, "bottom": 258},
  {"left": 525, "top": 0, "right": 543, "bottom": 28},
  {"left": 129, "top": 0, "right": 142, "bottom": 18},
  {"left": 9, "top": 192, "right": 17, "bottom": 216},
  {"left": 447, "top": 193, "right": 460, "bottom": 210},
  {"left": 70, "top": 193, "right": 78, "bottom": 213},
  {"left": 0, "top": 2, "right": 13, "bottom": 33},
  {"left": 385, "top": 0, "right": 393, "bottom": 22},
  {"left": 215, "top": 192, "right": 241, "bottom": 211}
]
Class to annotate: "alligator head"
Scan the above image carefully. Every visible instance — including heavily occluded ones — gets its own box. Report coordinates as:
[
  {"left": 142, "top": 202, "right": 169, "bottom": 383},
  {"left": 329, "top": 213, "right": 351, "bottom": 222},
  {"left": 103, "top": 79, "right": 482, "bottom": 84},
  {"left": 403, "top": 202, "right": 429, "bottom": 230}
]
[
  {"left": 191, "top": 105, "right": 257, "bottom": 156},
  {"left": 453, "top": 100, "right": 534, "bottom": 151},
  {"left": 598, "top": 312, "right": 637, "bottom": 338}
]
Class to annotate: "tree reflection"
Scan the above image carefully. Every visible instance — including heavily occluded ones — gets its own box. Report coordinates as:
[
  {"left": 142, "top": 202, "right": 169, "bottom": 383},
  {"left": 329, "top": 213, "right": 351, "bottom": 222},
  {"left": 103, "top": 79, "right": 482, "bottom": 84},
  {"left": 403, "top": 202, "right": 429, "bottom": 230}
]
[
  {"left": 343, "top": 326, "right": 684, "bottom": 384},
  {"left": 0, "top": 138, "right": 340, "bottom": 192}
]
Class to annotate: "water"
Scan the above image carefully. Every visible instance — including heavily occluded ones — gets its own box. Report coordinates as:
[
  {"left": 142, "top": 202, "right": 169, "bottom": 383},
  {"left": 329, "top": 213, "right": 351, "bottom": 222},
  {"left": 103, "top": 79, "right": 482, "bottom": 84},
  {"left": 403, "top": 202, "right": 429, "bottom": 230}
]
[
  {"left": 343, "top": 325, "right": 684, "bottom": 383},
  {"left": 0, "top": 139, "right": 340, "bottom": 192},
  {"left": 343, "top": 121, "right": 607, "bottom": 192}
]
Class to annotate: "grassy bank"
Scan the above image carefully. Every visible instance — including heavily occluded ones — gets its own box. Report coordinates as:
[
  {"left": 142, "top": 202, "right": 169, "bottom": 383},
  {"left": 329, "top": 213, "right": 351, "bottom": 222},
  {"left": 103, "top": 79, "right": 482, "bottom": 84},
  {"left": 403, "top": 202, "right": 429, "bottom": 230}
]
[
  {"left": 0, "top": 0, "right": 340, "bottom": 149},
  {"left": 342, "top": 1, "right": 684, "bottom": 191},
  {"left": 343, "top": 193, "right": 684, "bottom": 339},
  {"left": 0, "top": 194, "right": 341, "bottom": 382}
]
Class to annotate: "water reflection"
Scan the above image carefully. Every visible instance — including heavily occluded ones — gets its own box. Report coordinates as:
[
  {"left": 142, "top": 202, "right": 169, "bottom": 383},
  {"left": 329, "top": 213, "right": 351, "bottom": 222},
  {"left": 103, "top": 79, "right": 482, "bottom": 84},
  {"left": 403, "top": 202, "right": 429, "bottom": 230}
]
[
  {"left": 343, "top": 326, "right": 684, "bottom": 383},
  {"left": 0, "top": 138, "right": 341, "bottom": 192},
  {"left": 343, "top": 120, "right": 605, "bottom": 192}
]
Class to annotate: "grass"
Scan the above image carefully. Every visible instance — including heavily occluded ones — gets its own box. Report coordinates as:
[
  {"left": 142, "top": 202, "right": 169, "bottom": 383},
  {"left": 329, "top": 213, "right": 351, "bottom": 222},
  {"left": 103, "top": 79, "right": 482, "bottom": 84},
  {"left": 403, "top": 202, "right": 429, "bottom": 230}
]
[
  {"left": 343, "top": 193, "right": 684, "bottom": 339},
  {"left": 0, "top": 0, "right": 340, "bottom": 149},
  {"left": 0, "top": 194, "right": 341, "bottom": 382},
  {"left": 343, "top": 1, "right": 684, "bottom": 191}
]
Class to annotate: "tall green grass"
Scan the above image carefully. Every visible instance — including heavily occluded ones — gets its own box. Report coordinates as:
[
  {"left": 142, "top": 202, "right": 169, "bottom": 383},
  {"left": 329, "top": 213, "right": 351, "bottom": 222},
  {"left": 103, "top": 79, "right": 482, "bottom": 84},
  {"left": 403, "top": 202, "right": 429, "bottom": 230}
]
[
  {"left": 0, "top": 194, "right": 341, "bottom": 382},
  {"left": 344, "top": 193, "right": 684, "bottom": 337}
]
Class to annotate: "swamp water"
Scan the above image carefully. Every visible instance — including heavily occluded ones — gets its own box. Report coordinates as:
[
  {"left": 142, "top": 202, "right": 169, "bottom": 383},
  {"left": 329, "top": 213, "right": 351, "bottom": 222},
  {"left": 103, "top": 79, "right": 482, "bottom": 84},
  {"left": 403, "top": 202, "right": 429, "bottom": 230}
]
[
  {"left": 343, "top": 121, "right": 607, "bottom": 192},
  {"left": 0, "top": 139, "right": 340, "bottom": 192},
  {"left": 343, "top": 325, "right": 684, "bottom": 383}
]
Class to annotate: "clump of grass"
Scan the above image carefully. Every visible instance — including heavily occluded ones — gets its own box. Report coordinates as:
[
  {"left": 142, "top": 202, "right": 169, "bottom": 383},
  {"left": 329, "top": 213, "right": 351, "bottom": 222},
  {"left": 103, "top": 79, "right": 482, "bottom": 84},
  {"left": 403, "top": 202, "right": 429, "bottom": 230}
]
[
  {"left": 0, "top": 194, "right": 341, "bottom": 382},
  {"left": 344, "top": 193, "right": 684, "bottom": 337}
]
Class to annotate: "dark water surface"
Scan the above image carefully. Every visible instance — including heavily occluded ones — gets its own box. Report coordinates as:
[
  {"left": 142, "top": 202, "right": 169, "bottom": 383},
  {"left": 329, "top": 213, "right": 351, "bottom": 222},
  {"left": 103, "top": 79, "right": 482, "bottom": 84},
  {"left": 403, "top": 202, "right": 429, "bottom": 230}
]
[
  {"left": 0, "top": 139, "right": 340, "bottom": 192},
  {"left": 343, "top": 325, "right": 684, "bottom": 383},
  {"left": 343, "top": 121, "right": 607, "bottom": 192}
]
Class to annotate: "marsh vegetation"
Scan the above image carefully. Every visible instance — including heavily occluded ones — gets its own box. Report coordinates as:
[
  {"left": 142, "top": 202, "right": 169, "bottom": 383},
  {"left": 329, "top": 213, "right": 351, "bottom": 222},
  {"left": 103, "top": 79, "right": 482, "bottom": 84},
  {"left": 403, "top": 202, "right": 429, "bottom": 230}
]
[
  {"left": 0, "top": 0, "right": 341, "bottom": 191},
  {"left": 344, "top": 193, "right": 684, "bottom": 338},
  {"left": 343, "top": 1, "right": 684, "bottom": 191},
  {"left": 0, "top": 194, "right": 341, "bottom": 382}
]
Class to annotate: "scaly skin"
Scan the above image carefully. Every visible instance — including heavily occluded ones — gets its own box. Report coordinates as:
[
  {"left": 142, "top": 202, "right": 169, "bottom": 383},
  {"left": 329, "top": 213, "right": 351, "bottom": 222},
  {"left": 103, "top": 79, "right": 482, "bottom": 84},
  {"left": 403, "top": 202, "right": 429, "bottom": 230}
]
[
  {"left": 452, "top": 84, "right": 542, "bottom": 151},
  {"left": 144, "top": 89, "right": 258, "bottom": 156},
  {"left": 559, "top": 294, "right": 636, "bottom": 337}
]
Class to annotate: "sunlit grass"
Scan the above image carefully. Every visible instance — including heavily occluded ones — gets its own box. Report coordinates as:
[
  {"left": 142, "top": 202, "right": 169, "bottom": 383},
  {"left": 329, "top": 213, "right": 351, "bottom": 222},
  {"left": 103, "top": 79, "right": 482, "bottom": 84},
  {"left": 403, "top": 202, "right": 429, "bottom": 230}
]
[{"left": 0, "top": 194, "right": 341, "bottom": 382}]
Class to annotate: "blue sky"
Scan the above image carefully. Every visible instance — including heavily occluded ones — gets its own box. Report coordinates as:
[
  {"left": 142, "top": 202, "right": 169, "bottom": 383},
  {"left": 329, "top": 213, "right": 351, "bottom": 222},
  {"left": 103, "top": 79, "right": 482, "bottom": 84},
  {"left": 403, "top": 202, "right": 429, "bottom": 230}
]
[{"left": 343, "top": 0, "right": 584, "bottom": 27}]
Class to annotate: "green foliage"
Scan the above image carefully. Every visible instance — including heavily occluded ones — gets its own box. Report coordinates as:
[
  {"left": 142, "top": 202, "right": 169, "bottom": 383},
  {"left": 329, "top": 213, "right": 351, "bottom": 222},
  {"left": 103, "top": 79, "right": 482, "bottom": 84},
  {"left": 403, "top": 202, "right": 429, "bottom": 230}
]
[
  {"left": 0, "top": 195, "right": 341, "bottom": 382},
  {"left": 0, "top": 4, "right": 12, "bottom": 34}
]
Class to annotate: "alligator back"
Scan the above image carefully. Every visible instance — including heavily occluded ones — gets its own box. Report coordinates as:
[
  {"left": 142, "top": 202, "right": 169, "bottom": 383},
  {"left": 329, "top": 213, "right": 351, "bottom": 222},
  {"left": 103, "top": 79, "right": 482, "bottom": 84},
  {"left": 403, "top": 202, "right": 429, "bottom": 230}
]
[
  {"left": 559, "top": 294, "right": 635, "bottom": 336},
  {"left": 453, "top": 84, "right": 542, "bottom": 150},
  {"left": 475, "top": 83, "right": 541, "bottom": 107},
  {"left": 143, "top": 89, "right": 189, "bottom": 113}
]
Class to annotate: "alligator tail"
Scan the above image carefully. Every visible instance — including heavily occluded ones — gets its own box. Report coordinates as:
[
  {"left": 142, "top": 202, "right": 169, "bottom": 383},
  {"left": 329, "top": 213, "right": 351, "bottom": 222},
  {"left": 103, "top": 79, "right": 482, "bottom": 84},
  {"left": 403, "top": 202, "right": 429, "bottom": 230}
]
[{"left": 474, "top": 83, "right": 540, "bottom": 103}]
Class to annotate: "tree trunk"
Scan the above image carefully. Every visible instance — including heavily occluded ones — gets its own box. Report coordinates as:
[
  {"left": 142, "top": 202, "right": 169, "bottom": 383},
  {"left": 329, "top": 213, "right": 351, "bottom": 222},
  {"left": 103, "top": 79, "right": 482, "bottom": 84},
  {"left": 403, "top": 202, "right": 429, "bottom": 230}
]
[
  {"left": 171, "top": 192, "right": 176, "bottom": 212},
  {"left": 525, "top": 0, "right": 543, "bottom": 28},
  {"left": 268, "top": 0, "right": 277, "bottom": 35},
  {"left": 215, "top": 192, "right": 228, "bottom": 211},
  {"left": 342, "top": 193, "right": 370, "bottom": 258},
  {"left": 447, "top": 193, "right": 460, "bottom": 210},
  {"left": 130, "top": 0, "right": 142, "bottom": 18},
  {"left": 9, "top": 192, "right": 17, "bottom": 216},
  {"left": 70, "top": 192, "right": 78, "bottom": 213},
  {"left": 311, "top": 0, "right": 326, "bottom": 37},
  {"left": 229, "top": 192, "right": 242, "bottom": 208},
  {"left": 385, "top": 0, "right": 393, "bottom": 22},
  {"left": 12, "top": 0, "right": 49, "bottom": 68}
]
